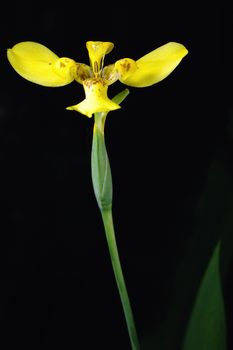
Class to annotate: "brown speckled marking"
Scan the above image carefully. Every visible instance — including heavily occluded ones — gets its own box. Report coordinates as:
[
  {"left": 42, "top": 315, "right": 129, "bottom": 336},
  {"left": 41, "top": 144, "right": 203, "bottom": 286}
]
[
  {"left": 94, "top": 61, "right": 99, "bottom": 73},
  {"left": 75, "top": 64, "right": 91, "bottom": 82},
  {"left": 121, "top": 61, "right": 130, "bottom": 72},
  {"left": 84, "top": 78, "right": 107, "bottom": 88},
  {"left": 59, "top": 61, "right": 66, "bottom": 68}
]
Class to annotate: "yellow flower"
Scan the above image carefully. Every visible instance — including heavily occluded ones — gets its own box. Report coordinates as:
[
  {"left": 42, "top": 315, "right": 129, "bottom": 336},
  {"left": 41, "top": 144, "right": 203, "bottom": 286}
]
[{"left": 7, "top": 40, "right": 188, "bottom": 118}]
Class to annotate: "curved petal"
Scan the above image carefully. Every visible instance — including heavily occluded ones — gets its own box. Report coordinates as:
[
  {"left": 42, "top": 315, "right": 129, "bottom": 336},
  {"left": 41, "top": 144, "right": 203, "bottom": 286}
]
[
  {"left": 86, "top": 41, "right": 114, "bottom": 75},
  {"left": 121, "top": 42, "right": 188, "bottom": 87},
  {"left": 7, "top": 41, "right": 76, "bottom": 87},
  {"left": 114, "top": 58, "right": 138, "bottom": 81},
  {"left": 67, "top": 78, "right": 120, "bottom": 118}
]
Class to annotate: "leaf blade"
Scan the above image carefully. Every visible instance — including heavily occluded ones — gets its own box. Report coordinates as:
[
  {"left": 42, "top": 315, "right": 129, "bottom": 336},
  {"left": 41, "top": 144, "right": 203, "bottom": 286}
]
[{"left": 182, "top": 241, "right": 227, "bottom": 350}]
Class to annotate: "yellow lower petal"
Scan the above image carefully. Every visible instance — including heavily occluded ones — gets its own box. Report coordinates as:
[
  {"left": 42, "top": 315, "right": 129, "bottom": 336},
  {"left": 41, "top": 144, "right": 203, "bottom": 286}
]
[{"left": 66, "top": 78, "right": 120, "bottom": 118}]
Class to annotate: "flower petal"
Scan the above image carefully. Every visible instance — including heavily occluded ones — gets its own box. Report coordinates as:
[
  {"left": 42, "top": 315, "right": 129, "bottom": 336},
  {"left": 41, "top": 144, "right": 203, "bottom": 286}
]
[
  {"left": 7, "top": 41, "right": 76, "bottom": 87},
  {"left": 86, "top": 41, "right": 114, "bottom": 75},
  {"left": 67, "top": 78, "right": 120, "bottom": 118},
  {"left": 121, "top": 42, "right": 188, "bottom": 87},
  {"left": 114, "top": 58, "right": 138, "bottom": 81}
]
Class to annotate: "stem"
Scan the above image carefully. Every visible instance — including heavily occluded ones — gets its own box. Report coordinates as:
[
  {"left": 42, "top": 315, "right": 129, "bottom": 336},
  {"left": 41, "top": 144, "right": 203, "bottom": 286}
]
[
  {"left": 101, "top": 208, "right": 141, "bottom": 350},
  {"left": 92, "top": 106, "right": 140, "bottom": 349}
]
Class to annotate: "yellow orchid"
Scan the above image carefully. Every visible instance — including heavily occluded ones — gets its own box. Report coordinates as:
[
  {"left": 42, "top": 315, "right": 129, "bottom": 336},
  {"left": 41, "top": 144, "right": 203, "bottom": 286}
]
[
  {"left": 6, "top": 39, "right": 188, "bottom": 350},
  {"left": 7, "top": 40, "right": 188, "bottom": 118}
]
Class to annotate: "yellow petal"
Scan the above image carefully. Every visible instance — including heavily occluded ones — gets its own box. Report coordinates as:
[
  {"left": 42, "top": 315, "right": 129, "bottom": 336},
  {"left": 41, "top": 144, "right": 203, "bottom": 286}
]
[
  {"left": 114, "top": 58, "right": 138, "bottom": 81},
  {"left": 7, "top": 41, "right": 76, "bottom": 87},
  {"left": 73, "top": 63, "right": 92, "bottom": 84},
  {"left": 67, "top": 78, "right": 120, "bottom": 118},
  {"left": 86, "top": 41, "right": 114, "bottom": 75},
  {"left": 121, "top": 42, "right": 188, "bottom": 87}
]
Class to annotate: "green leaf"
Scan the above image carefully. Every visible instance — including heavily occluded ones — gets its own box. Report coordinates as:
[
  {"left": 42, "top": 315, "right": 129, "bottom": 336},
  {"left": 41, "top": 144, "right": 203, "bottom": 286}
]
[
  {"left": 182, "top": 241, "right": 227, "bottom": 350},
  {"left": 91, "top": 124, "right": 113, "bottom": 210},
  {"left": 91, "top": 89, "right": 129, "bottom": 210},
  {"left": 112, "top": 88, "right": 130, "bottom": 105}
]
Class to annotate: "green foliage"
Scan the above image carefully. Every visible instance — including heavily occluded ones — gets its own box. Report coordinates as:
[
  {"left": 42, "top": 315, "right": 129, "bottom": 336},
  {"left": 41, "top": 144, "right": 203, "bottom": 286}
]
[
  {"left": 141, "top": 155, "right": 233, "bottom": 350},
  {"left": 182, "top": 241, "right": 226, "bottom": 350}
]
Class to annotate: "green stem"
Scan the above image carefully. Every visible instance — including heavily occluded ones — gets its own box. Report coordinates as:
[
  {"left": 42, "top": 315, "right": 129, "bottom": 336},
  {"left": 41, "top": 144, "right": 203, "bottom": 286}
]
[
  {"left": 91, "top": 107, "right": 140, "bottom": 349},
  {"left": 101, "top": 208, "right": 141, "bottom": 350}
]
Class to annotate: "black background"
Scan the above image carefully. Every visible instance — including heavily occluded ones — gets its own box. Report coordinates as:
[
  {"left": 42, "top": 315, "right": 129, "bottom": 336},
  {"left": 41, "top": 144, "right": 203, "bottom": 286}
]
[{"left": 0, "top": 2, "right": 227, "bottom": 350}]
